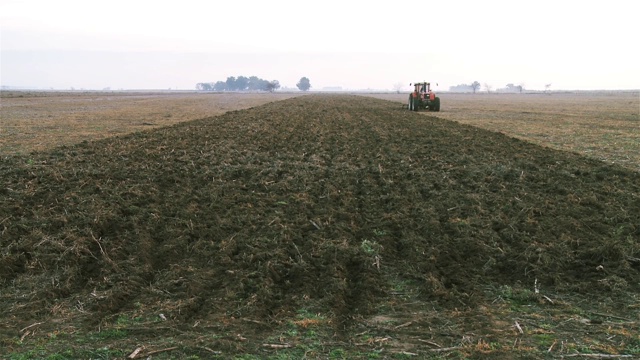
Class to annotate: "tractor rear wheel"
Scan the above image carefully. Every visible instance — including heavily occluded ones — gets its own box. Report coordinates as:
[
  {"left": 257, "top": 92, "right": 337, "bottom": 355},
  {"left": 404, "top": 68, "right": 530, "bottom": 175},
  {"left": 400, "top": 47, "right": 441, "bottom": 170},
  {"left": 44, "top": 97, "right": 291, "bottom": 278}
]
[
  {"left": 412, "top": 97, "right": 419, "bottom": 111},
  {"left": 408, "top": 95, "right": 413, "bottom": 111},
  {"left": 433, "top": 97, "right": 441, "bottom": 112}
]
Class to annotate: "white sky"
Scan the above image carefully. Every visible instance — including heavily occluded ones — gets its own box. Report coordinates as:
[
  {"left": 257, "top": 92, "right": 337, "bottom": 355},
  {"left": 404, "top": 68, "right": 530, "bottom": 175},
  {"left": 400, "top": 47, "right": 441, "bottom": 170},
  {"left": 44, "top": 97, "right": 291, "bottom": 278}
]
[{"left": 1, "top": 0, "right": 639, "bottom": 90}]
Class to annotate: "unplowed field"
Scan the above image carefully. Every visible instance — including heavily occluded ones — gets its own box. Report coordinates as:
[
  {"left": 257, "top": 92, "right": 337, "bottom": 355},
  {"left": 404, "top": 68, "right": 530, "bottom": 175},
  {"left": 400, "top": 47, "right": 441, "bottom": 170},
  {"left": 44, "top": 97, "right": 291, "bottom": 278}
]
[
  {"left": 0, "top": 91, "right": 299, "bottom": 155},
  {"left": 1, "top": 94, "right": 639, "bottom": 359}
]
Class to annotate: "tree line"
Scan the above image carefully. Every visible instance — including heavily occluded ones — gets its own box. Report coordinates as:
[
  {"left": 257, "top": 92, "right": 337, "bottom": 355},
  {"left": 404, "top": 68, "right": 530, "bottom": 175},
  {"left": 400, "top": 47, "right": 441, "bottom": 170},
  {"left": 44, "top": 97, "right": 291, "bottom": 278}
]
[
  {"left": 449, "top": 81, "right": 526, "bottom": 93},
  {"left": 196, "top": 76, "right": 279, "bottom": 92},
  {"left": 196, "top": 76, "right": 311, "bottom": 92}
]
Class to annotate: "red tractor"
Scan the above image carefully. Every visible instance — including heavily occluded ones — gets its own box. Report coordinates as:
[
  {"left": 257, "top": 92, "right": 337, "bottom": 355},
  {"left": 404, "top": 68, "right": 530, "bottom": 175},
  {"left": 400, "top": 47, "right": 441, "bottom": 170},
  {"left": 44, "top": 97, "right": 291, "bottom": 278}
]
[{"left": 408, "top": 82, "right": 440, "bottom": 112}]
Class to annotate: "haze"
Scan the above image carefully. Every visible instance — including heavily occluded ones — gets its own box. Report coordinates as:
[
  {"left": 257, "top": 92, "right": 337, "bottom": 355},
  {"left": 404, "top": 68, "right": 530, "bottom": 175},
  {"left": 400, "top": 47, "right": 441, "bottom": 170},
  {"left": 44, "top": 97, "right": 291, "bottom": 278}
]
[{"left": 1, "top": 0, "right": 638, "bottom": 91}]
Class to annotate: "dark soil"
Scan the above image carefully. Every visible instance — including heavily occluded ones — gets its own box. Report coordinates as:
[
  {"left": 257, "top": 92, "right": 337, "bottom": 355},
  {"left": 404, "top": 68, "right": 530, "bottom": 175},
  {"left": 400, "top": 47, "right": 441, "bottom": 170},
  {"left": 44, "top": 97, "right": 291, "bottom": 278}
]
[{"left": 1, "top": 95, "right": 639, "bottom": 358}]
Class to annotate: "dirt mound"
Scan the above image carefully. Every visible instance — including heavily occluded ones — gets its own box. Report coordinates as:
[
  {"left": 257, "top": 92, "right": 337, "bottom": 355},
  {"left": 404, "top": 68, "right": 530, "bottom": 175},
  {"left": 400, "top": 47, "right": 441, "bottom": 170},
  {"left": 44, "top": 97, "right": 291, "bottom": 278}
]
[{"left": 2, "top": 95, "right": 639, "bottom": 336}]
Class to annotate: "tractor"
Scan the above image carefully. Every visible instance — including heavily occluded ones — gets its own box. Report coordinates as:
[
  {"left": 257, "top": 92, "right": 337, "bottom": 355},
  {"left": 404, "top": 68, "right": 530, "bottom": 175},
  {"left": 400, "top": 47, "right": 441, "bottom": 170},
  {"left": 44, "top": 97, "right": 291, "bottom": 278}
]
[{"left": 408, "top": 82, "right": 440, "bottom": 112}]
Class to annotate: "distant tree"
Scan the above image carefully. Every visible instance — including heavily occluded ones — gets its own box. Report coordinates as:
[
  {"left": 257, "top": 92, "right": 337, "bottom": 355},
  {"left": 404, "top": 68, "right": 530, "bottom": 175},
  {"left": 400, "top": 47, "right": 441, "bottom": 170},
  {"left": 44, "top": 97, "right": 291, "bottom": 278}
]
[
  {"left": 545, "top": 83, "right": 552, "bottom": 93},
  {"left": 247, "top": 76, "right": 263, "bottom": 91},
  {"left": 226, "top": 76, "right": 237, "bottom": 91},
  {"left": 484, "top": 83, "right": 492, "bottom": 93},
  {"left": 265, "top": 80, "right": 281, "bottom": 92},
  {"left": 213, "top": 81, "right": 227, "bottom": 91},
  {"left": 257, "top": 79, "right": 270, "bottom": 91},
  {"left": 518, "top": 83, "right": 525, "bottom": 93},
  {"left": 393, "top": 82, "right": 405, "bottom": 94},
  {"left": 235, "top": 76, "right": 249, "bottom": 91},
  {"left": 297, "top": 77, "right": 311, "bottom": 91},
  {"left": 196, "top": 82, "right": 213, "bottom": 91},
  {"left": 471, "top": 81, "right": 481, "bottom": 93},
  {"left": 498, "top": 83, "right": 519, "bottom": 93}
]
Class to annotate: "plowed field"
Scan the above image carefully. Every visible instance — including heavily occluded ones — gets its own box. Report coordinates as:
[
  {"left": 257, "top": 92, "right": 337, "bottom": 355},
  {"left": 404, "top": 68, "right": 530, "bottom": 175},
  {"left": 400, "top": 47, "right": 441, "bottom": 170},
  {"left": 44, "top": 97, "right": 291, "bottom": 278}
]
[{"left": 2, "top": 94, "right": 639, "bottom": 359}]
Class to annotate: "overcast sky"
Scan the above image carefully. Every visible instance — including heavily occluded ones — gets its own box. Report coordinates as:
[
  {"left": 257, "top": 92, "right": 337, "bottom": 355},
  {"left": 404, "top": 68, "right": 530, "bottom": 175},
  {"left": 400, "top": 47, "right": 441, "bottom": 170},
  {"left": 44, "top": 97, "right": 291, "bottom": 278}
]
[{"left": 1, "top": 0, "right": 638, "bottom": 91}]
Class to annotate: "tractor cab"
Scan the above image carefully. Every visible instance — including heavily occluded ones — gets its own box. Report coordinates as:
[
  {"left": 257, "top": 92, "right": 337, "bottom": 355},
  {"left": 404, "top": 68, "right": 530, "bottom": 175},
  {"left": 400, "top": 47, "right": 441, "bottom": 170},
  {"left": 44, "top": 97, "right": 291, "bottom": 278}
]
[{"left": 412, "top": 82, "right": 431, "bottom": 95}]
